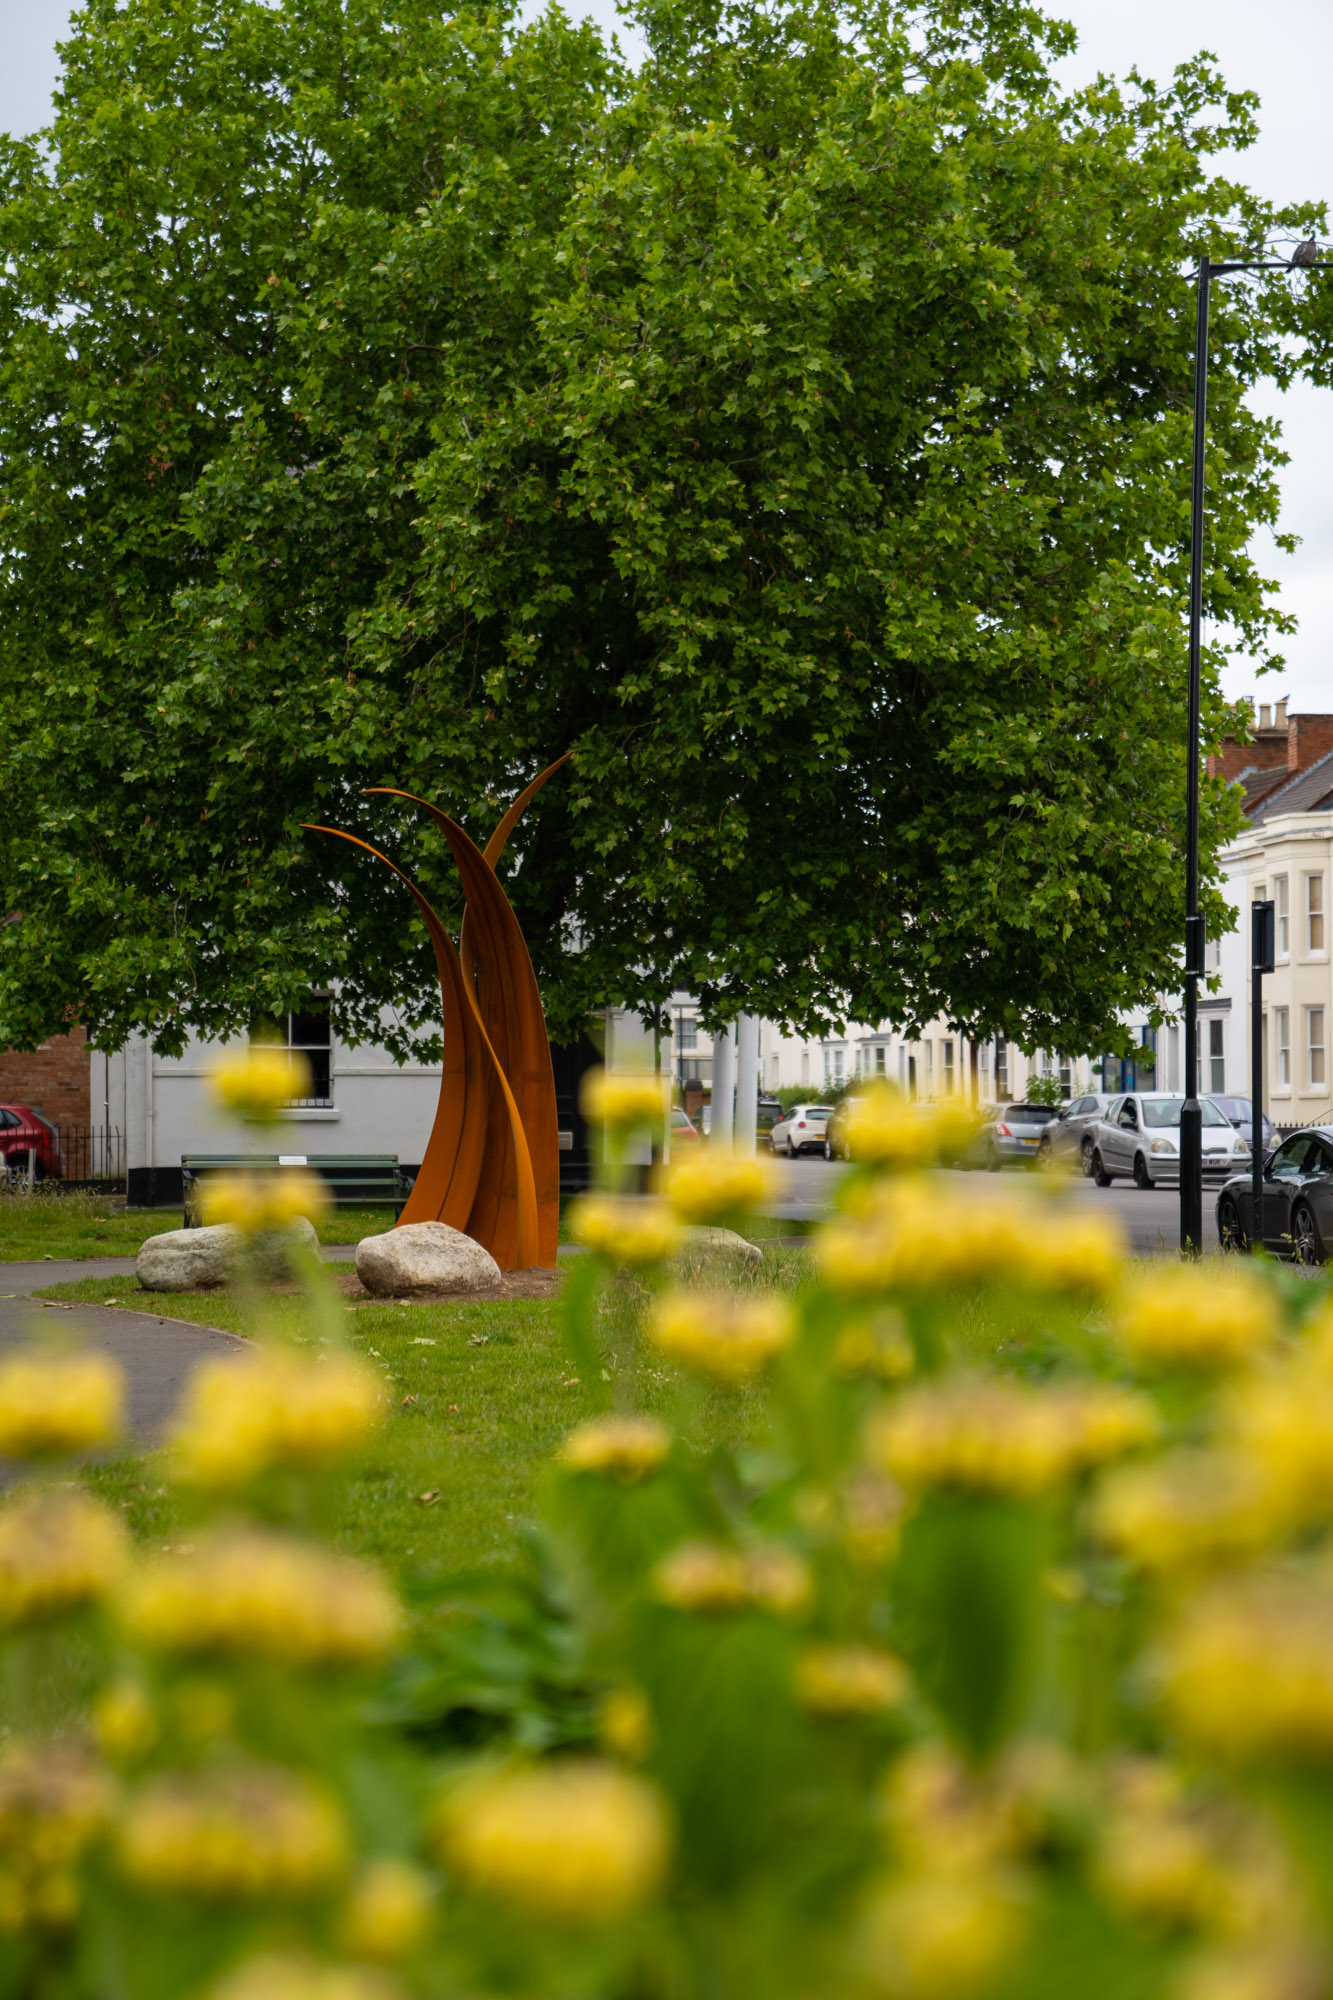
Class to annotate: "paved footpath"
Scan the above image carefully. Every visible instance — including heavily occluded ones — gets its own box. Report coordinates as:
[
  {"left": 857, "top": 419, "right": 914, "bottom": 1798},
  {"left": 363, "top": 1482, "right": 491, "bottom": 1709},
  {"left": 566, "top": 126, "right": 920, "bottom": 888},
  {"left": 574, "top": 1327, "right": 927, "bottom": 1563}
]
[{"left": 0, "top": 1245, "right": 358, "bottom": 1447}]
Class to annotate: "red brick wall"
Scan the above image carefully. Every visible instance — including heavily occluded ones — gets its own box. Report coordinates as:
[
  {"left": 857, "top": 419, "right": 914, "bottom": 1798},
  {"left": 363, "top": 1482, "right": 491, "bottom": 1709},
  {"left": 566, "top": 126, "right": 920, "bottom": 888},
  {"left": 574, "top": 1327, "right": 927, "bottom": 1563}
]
[
  {"left": 1208, "top": 726, "right": 1289, "bottom": 782},
  {"left": 0, "top": 1027, "right": 90, "bottom": 1126},
  {"left": 1288, "top": 714, "right": 1333, "bottom": 774}
]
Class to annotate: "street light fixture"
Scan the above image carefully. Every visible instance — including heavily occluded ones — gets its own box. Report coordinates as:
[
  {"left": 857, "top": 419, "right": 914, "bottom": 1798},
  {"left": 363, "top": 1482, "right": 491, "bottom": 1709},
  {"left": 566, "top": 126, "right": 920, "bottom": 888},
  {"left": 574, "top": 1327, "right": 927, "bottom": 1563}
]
[{"left": 1180, "top": 246, "right": 1330, "bottom": 1257}]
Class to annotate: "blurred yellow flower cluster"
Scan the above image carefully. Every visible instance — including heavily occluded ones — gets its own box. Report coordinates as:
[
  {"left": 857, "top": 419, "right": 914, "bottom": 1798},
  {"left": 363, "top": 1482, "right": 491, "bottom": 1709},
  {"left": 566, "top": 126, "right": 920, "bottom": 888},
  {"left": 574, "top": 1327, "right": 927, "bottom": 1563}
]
[
  {"left": 1115, "top": 1265, "right": 1278, "bottom": 1370},
  {"left": 341, "top": 1857, "right": 435, "bottom": 1959},
  {"left": 820, "top": 1177, "right": 1121, "bottom": 1297},
  {"left": 1095, "top": 1451, "right": 1282, "bottom": 1576},
  {"left": 837, "top": 1087, "right": 980, "bottom": 1170},
  {"left": 1095, "top": 1763, "right": 1297, "bottom": 1940},
  {"left": 0, "top": 1490, "right": 129, "bottom": 1627},
  {"left": 122, "top": 1527, "right": 401, "bottom": 1668},
  {"left": 212, "top": 1046, "right": 310, "bottom": 1123},
  {"left": 434, "top": 1760, "right": 669, "bottom": 1921},
  {"left": 207, "top": 1957, "right": 402, "bottom": 2000},
  {"left": 0, "top": 1349, "right": 124, "bottom": 1457},
  {"left": 168, "top": 1348, "right": 384, "bottom": 1487},
  {"left": 0, "top": 1744, "right": 110, "bottom": 1934},
  {"left": 833, "top": 1308, "right": 915, "bottom": 1380},
  {"left": 869, "top": 1379, "right": 1154, "bottom": 1499},
  {"left": 557, "top": 1414, "right": 672, "bottom": 1481},
  {"left": 654, "top": 1539, "right": 812, "bottom": 1616},
  {"left": 796, "top": 1644, "right": 909, "bottom": 1717},
  {"left": 119, "top": 1767, "right": 348, "bottom": 1898},
  {"left": 201, "top": 1168, "right": 328, "bottom": 1234},
  {"left": 648, "top": 1288, "right": 795, "bottom": 1383},
  {"left": 579, "top": 1068, "right": 669, "bottom": 1130},
  {"left": 1161, "top": 1576, "right": 1333, "bottom": 1761},
  {"left": 571, "top": 1195, "right": 682, "bottom": 1265},
  {"left": 661, "top": 1149, "right": 777, "bottom": 1223}
]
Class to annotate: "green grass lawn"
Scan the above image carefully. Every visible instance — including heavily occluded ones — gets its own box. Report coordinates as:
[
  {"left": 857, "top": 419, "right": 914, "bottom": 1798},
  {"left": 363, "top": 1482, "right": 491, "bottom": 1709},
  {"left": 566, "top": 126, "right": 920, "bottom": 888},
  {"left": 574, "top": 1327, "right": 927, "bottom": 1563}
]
[
  {"left": 38, "top": 1254, "right": 810, "bottom": 1584},
  {"left": 0, "top": 1195, "right": 402, "bottom": 1262}
]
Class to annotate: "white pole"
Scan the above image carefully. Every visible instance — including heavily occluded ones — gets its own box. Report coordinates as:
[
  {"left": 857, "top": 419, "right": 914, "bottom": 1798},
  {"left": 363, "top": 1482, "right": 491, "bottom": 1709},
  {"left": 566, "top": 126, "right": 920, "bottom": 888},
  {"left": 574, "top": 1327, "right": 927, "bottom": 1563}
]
[
  {"left": 735, "top": 1013, "right": 760, "bottom": 1156},
  {"left": 712, "top": 1024, "right": 736, "bottom": 1149}
]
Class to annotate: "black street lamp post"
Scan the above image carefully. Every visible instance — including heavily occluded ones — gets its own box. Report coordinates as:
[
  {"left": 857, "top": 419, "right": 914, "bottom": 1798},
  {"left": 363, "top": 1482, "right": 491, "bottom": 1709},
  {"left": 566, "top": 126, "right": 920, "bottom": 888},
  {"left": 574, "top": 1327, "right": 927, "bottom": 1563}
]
[
  {"left": 1181, "top": 246, "right": 1328, "bottom": 1257},
  {"left": 1251, "top": 897, "right": 1275, "bottom": 1241}
]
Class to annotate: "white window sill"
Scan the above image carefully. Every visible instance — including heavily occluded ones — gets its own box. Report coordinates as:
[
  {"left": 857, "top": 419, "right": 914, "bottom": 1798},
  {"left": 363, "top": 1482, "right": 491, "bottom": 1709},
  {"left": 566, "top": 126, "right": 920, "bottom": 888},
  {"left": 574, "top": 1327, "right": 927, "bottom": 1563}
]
[{"left": 276, "top": 1107, "right": 342, "bottom": 1122}]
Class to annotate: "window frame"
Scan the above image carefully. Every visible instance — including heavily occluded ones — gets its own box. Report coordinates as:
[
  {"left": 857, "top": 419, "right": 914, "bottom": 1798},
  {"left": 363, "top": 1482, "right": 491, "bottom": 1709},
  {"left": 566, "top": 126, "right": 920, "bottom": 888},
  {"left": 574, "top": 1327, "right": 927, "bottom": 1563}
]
[
  {"left": 1208, "top": 1017, "right": 1225, "bottom": 1095},
  {"left": 1275, "top": 1007, "right": 1292, "bottom": 1091},
  {"left": 1307, "top": 872, "right": 1327, "bottom": 957},
  {"left": 1308, "top": 1005, "right": 1327, "bottom": 1091},
  {"left": 1275, "top": 875, "right": 1290, "bottom": 958}
]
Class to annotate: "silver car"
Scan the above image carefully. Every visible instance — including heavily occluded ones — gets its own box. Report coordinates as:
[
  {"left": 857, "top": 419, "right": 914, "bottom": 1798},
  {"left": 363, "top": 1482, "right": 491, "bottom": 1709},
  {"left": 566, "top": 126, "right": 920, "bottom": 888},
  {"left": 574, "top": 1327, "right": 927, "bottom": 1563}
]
[
  {"left": 1034, "top": 1092, "right": 1115, "bottom": 1176},
  {"left": 976, "top": 1101, "right": 1057, "bottom": 1170},
  {"left": 1089, "top": 1092, "right": 1249, "bottom": 1189}
]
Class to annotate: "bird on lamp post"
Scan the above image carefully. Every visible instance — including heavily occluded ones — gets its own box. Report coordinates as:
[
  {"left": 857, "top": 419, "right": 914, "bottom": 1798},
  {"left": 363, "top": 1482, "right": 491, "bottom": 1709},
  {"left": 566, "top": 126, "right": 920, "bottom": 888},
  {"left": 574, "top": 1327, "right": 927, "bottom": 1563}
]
[{"left": 1291, "top": 238, "right": 1320, "bottom": 268}]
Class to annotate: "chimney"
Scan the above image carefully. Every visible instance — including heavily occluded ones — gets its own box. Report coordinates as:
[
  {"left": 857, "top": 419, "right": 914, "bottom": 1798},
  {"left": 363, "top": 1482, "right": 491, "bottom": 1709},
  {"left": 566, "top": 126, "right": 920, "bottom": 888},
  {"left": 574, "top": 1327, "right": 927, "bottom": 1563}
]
[
  {"left": 1260, "top": 704, "right": 1272, "bottom": 729},
  {"left": 1276, "top": 698, "right": 1288, "bottom": 728}
]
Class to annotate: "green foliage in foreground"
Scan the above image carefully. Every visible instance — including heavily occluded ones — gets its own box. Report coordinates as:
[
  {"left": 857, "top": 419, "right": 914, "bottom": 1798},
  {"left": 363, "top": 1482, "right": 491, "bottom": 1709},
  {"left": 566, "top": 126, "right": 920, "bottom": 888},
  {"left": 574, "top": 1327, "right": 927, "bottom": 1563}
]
[
  {"left": 2, "top": 0, "right": 1328, "bottom": 1063},
  {"left": 12, "top": 1136, "right": 1333, "bottom": 2000}
]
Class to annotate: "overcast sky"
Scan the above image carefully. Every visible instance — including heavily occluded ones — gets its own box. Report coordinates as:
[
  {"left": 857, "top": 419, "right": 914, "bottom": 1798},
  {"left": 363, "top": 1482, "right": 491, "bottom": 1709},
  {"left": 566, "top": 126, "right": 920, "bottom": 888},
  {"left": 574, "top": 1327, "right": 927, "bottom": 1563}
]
[{"left": 4, "top": 0, "right": 1330, "bottom": 714}]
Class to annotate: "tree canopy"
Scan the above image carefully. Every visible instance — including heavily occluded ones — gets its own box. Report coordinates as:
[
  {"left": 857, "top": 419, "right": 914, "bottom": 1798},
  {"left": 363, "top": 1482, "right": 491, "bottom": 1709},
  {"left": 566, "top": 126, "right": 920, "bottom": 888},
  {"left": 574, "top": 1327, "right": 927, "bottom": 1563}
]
[{"left": 0, "top": 0, "right": 1326, "bottom": 1057}]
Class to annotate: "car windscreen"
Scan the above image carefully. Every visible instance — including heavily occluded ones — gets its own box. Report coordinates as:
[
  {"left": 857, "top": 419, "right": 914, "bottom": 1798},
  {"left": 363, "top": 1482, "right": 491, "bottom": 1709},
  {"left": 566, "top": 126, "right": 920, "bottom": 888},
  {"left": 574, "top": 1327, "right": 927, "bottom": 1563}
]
[
  {"left": 1211, "top": 1097, "right": 1248, "bottom": 1120},
  {"left": 1141, "top": 1099, "right": 1229, "bottom": 1128},
  {"left": 1003, "top": 1105, "right": 1051, "bottom": 1123}
]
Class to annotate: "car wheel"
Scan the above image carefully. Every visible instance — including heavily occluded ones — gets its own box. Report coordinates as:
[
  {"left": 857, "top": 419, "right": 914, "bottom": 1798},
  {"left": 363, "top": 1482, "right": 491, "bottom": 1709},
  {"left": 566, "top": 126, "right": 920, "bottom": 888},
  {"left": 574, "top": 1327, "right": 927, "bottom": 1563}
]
[
  {"left": 787, "top": 1138, "right": 797, "bottom": 1159},
  {"left": 985, "top": 1142, "right": 1001, "bottom": 1172},
  {"left": 1292, "top": 1202, "right": 1323, "bottom": 1266},
  {"left": 1133, "top": 1153, "right": 1152, "bottom": 1191},
  {"left": 1080, "top": 1136, "right": 1095, "bottom": 1178},
  {"left": 823, "top": 1138, "right": 832, "bottom": 1161},
  {"left": 1217, "top": 1194, "right": 1246, "bottom": 1253},
  {"left": 1091, "top": 1148, "right": 1113, "bottom": 1188}
]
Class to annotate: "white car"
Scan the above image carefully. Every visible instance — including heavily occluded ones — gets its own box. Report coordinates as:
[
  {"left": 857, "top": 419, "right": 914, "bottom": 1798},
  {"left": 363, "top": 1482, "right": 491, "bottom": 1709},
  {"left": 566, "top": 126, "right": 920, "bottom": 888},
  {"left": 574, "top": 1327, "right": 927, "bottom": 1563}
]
[
  {"left": 770, "top": 1103, "right": 833, "bottom": 1157},
  {"left": 1088, "top": 1091, "right": 1250, "bottom": 1189}
]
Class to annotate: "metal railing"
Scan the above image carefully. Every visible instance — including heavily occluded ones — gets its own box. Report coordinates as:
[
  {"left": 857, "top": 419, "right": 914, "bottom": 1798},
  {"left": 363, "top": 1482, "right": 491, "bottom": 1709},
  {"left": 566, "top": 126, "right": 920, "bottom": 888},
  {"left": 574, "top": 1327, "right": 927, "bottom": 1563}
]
[{"left": 0, "top": 1126, "right": 126, "bottom": 1192}]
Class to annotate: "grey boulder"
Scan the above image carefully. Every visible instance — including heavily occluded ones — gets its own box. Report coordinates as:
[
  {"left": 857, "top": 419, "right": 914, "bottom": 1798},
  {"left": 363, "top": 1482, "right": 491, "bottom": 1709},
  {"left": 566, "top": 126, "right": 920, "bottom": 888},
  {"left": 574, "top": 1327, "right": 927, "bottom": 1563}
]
[
  {"left": 355, "top": 1222, "right": 501, "bottom": 1299},
  {"left": 137, "top": 1225, "right": 239, "bottom": 1292},
  {"left": 675, "top": 1226, "right": 764, "bottom": 1268}
]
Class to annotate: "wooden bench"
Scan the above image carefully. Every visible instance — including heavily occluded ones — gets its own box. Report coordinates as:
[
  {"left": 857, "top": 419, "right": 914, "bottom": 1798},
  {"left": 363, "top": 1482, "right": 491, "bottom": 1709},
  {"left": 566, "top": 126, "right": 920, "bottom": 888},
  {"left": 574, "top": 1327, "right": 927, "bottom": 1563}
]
[{"left": 181, "top": 1154, "right": 409, "bottom": 1228}]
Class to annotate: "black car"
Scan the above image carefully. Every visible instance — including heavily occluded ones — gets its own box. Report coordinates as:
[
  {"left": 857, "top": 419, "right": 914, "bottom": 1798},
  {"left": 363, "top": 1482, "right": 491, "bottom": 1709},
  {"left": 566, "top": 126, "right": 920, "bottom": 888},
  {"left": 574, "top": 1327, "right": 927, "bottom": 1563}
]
[{"left": 1217, "top": 1125, "right": 1333, "bottom": 1261}]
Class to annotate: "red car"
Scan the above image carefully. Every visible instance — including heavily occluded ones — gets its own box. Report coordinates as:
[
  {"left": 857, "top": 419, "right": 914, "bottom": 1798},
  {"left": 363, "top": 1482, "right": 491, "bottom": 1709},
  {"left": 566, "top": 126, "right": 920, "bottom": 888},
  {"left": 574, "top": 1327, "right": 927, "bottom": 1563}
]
[{"left": 0, "top": 1105, "right": 63, "bottom": 1179}]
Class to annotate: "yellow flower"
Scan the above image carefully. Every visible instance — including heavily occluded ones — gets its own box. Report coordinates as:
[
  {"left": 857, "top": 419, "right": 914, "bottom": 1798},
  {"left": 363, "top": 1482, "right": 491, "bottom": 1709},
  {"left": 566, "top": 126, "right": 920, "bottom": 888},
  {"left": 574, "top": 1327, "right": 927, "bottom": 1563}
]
[
  {"left": 93, "top": 1681, "right": 157, "bottom": 1763},
  {"left": 579, "top": 1068, "right": 669, "bottom": 1130},
  {"left": 201, "top": 1168, "right": 329, "bottom": 1234},
  {"left": 841, "top": 1473, "right": 906, "bottom": 1569},
  {"left": 0, "top": 1742, "right": 110, "bottom": 1935},
  {"left": 1159, "top": 1576, "right": 1333, "bottom": 1762},
  {"left": 653, "top": 1539, "right": 812, "bottom": 1617},
  {"left": 660, "top": 1149, "right": 778, "bottom": 1223},
  {"left": 1017, "top": 1212, "right": 1124, "bottom": 1298},
  {"left": 118, "top": 1767, "right": 348, "bottom": 1899},
  {"left": 599, "top": 1686, "right": 654, "bottom": 1761},
  {"left": 0, "top": 1350, "right": 124, "bottom": 1457},
  {"left": 1222, "top": 1364, "right": 1333, "bottom": 1524},
  {"left": 1172, "top": 1946, "right": 1325, "bottom": 2000},
  {"left": 833, "top": 1309, "right": 915, "bottom": 1381},
  {"left": 1116, "top": 1266, "right": 1279, "bottom": 1371},
  {"left": 434, "top": 1760, "right": 669, "bottom": 1922},
  {"left": 212, "top": 1045, "right": 310, "bottom": 1123},
  {"left": 570, "top": 1196, "right": 683, "bottom": 1267},
  {"left": 855, "top": 1869, "right": 1027, "bottom": 1999},
  {"left": 0, "top": 1490, "right": 129, "bottom": 1627},
  {"left": 167, "top": 1348, "right": 384, "bottom": 1487},
  {"left": 341, "top": 1858, "right": 435, "bottom": 1959},
  {"left": 648, "top": 1289, "right": 796, "bottom": 1384},
  {"left": 120, "top": 1527, "right": 401, "bottom": 1668},
  {"left": 1094, "top": 1453, "right": 1286, "bottom": 1575},
  {"left": 206, "top": 1955, "right": 403, "bottom": 2000},
  {"left": 1050, "top": 1383, "right": 1161, "bottom": 1471},
  {"left": 1095, "top": 1770, "right": 1296, "bottom": 1940},
  {"left": 796, "top": 1644, "right": 910, "bottom": 1717},
  {"left": 867, "top": 1378, "right": 1115, "bottom": 1499},
  {"left": 836, "top": 1088, "right": 979, "bottom": 1171},
  {"left": 557, "top": 1415, "right": 671, "bottom": 1482}
]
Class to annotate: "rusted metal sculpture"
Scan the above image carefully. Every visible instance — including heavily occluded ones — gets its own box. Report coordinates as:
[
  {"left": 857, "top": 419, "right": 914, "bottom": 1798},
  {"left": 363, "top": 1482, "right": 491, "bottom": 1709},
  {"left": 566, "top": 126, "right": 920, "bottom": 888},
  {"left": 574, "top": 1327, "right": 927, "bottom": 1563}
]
[{"left": 304, "top": 758, "right": 567, "bottom": 1271}]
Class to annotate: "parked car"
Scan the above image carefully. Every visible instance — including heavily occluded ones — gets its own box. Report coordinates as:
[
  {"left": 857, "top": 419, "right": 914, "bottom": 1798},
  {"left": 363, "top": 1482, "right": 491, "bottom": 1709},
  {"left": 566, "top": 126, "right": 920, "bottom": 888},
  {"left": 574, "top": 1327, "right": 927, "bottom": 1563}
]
[
  {"left": 1034, "top": 1093, "right": 1115, "bottom": 1175},
  {"left": 770, "top": 1103, "right": 833, "bottom": 1157},
  {"left": 670, "top": 1106, "right": 701, "bottom": 1145},
  {"left": 756, "top": 1095, "right": 784, "bottom": 1135},
  {"left": 0, "top": 1104, "right": 63, "bottom": 1179},
  {"left": 974, "top": 1101, "right": 1058, "bottom": 1170},
  {"left": 1089, "top": 1092, "right": 1248, "bottom": 1189},
  {"left": 1209, "top": 1095, "right": 1276, "bottom": 1157},
  {"left": 1217, "top": 1125, "right": 1333, "bottom": 1260}
]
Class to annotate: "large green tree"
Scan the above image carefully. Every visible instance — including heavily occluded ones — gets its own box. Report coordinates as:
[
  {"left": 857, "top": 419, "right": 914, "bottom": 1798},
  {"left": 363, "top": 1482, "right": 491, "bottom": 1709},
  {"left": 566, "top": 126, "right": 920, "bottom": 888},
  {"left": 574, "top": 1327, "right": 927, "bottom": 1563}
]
[{"left": 0, "top": 0, "right": 1324, "bottom": 1056}]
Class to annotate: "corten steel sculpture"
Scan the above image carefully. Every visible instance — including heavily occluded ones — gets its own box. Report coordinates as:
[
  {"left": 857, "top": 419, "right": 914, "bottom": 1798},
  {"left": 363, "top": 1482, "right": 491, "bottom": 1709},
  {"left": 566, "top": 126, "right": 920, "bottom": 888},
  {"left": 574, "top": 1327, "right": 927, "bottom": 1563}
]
[{"left": 304, "top": 759, "right": 567, "bottom": 1271}]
